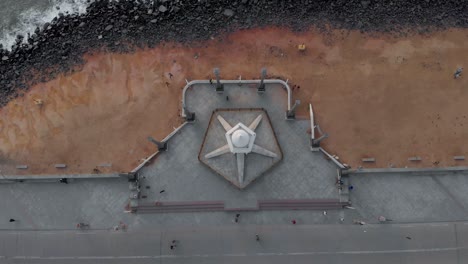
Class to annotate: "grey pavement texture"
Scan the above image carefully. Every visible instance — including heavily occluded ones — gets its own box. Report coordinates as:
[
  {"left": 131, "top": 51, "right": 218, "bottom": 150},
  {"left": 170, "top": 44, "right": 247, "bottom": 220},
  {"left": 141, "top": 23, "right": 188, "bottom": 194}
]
[
  {"left": 0, "top": 222, "right": 467, "bottom": 263},
  {"left": 0, "top": 178, "right": 133, "bottom": 230},
  {"left": 348, "top": 171, "right": 468, "bottom": 223},
  {"left": 138, "top": 83, "right": 340, "bottom": 207}
]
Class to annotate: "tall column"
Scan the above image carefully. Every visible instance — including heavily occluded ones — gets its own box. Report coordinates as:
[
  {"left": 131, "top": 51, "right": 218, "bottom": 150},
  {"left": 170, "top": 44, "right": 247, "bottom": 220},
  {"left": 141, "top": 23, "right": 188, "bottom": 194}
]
[
  {"left": 257, "top": 67, "right": 267, "bottom": 93},
  {"left": 286, "top": 100, "right": 300, "bottom": 120},
  {"left": 213, "top": 68, "right": 224, "bottom": 93},
  {"left": 183, "top": 106, "right": 196, "bottom": 122},
  {"left": 312, "top": 133, "right": 328, "bottom": 148},
  {"left": 148, "top": 136, "right": 167, "bottom": 151}
]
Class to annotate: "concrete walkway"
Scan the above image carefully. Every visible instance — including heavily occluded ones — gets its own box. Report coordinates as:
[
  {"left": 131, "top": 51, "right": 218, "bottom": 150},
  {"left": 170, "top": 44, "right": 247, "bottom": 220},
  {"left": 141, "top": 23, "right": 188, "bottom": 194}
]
[{"left": 0, "top": 222, "right": 466, "bottom": 263}]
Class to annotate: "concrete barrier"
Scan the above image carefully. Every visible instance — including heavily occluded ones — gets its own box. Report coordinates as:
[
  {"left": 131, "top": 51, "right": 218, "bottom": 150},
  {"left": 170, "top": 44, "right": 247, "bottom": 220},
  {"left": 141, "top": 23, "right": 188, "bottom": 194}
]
[
  {"left": 0, "top": 173, "right": 121, "bottom": 183},
  {"left": 344, "top": 166, "right": 468, "bottom": 175},
  {"left": 319, "top": 147, "right": 346, "bottom": 169}
]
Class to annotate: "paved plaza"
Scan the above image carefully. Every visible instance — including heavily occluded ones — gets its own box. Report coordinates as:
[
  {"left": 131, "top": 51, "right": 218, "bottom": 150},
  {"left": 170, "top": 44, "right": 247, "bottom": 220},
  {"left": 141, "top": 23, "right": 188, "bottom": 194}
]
[{"left": 137, "top": 83, "right": 340, "bottom": 208}]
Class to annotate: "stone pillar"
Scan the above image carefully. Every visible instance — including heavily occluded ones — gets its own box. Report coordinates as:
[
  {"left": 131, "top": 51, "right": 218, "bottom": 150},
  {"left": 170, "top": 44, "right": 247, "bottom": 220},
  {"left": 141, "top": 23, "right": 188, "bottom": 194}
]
[
  {"left": 127, "top": 172, "right": 138, "bottom": 182},
  {"left": 183, "top": 106, "right": 196, "bottom": 122},
  {"left": 214, "top": 68, "right": 224, "bottom": 93},
  {"left": 148, "top": 136, "right": 168, "bottom": 151},
  {"left": 312, "top": 133, "right": 328, "bottom": 148},
  {"left": 286, "top": 100, "right": 300, "bottom": 120},
  {"left": 258, "top": 68, "right": 267, "bottom": 93}
]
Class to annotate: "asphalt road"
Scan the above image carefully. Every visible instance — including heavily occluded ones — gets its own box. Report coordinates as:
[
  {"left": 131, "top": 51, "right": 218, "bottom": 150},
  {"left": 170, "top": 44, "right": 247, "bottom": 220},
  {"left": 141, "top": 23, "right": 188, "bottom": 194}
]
[{"left": 1, "top": 222, "right": 467, "bottom": 264}]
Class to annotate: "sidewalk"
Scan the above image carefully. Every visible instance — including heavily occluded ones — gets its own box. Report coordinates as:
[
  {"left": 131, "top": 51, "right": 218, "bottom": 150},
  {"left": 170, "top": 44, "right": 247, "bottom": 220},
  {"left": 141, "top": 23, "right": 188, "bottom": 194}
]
[{"left": 0, "top": 223, "right": 466, "bottom": 263}]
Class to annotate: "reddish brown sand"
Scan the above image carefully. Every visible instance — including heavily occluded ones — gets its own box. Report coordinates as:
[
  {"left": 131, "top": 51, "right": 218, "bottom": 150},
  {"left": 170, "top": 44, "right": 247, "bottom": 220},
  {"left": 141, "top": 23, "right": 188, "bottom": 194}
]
[{"left": 1, "top": 27, "right": 468, "bottom": 175}]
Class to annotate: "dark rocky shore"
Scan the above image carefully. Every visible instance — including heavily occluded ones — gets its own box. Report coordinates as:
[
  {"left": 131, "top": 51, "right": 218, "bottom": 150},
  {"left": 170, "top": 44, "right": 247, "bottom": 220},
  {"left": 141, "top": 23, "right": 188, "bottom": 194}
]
[{"left": 0, "top": 0, "right": 467, "bottom": 106}]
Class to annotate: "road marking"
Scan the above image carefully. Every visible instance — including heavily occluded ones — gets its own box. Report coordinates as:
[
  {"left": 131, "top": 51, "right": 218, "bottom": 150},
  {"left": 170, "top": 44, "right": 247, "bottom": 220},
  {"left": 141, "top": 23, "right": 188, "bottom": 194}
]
[
  {"left": 429, "top": 223, "right": 449, "bottom": 227},
  {"left": 4, "top": 246, "right": 466, "bottom": 260}
]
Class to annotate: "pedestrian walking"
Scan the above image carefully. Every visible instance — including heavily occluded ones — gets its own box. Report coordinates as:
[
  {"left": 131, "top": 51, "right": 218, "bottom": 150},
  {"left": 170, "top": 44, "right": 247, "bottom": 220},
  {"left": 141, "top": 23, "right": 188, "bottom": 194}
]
[
  {"left": 168, "top": 72, "right": 173, "bottom": 79},
  {"left": 160, "top": 189, "right": 165, "bottom": 194},
  {"left": 209, "top": 79, "right": 213, "bottom": 84},
  {"left": 234, "top": 213, "right": 240, "bottom": 223},
  {"left": 378, "top": 216, "right": 392, "bottom": 222},
  {"left": 291, "top": 219, "right": 297, "bottom": 225},
  {"left": 454, "top": 67, "right": 463, "bottom": 79},
  {"left": 59, "top": 178, "right": 68, "bottom": 184},
  {"left": 226, "top": 96, "right": 229, "bottom": 101},
  {"left": 76, "top": 223, "right": 89, "bottom": 229},
  {"left": 9, "top": 218, "right": 16, "bottom": 222},
  {"left": 353, "top": 219, "right": 365, "bottom": 225},
  {"left": 170, "top": 240, "right": 178, "bottom": 250},
  {"left": 255, "top": 234, "right": 260, "bottom": 241},
  {"left": 323, "top": 211, "right": 327, "bottom": 216},
  {"left": 348, "top": 185, "right": 354, "bottom": 190}
]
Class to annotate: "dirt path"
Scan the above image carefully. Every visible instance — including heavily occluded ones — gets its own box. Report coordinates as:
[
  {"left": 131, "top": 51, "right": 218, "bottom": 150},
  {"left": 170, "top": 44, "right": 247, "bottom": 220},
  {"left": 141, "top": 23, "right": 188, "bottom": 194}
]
[{"left": 1, "top": 27, "right": 467, "bottom": 175}]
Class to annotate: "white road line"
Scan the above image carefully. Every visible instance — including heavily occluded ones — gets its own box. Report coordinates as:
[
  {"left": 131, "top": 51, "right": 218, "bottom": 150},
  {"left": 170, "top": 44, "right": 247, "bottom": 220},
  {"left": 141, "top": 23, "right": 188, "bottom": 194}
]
[
  {"left": 4, "top": 247, "right": 466, "bottom": 260},
  {"left": 430, "top": 223, "right": 449, "bottom": 227}
]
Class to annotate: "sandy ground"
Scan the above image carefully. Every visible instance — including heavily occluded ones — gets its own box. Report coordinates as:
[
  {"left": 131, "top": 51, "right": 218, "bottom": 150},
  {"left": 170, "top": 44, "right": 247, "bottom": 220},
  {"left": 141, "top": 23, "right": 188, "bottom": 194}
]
[{"left": 1, "top": 27, "right": 468, "bottom": 175}]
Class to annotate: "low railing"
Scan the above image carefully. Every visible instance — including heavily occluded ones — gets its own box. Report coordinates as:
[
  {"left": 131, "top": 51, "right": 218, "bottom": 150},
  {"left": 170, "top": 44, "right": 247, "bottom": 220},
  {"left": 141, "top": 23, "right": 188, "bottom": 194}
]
[{"left": 181, "top": 79, "right": 292, "bottom": 117}]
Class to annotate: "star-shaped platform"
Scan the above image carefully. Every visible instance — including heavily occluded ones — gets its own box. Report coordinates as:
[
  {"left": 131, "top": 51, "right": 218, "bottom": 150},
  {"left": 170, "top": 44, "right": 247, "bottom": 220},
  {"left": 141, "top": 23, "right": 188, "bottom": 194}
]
[{"left": 199, "top": 109, "right": 283, "bottom": 189}]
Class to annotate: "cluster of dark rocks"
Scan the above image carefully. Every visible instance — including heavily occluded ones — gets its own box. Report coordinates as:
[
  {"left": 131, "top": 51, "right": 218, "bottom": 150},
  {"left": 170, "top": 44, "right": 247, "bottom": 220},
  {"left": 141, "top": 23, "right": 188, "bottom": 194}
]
[{"left": 0, "top": 0, "right": 467, "bottom": 106}]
